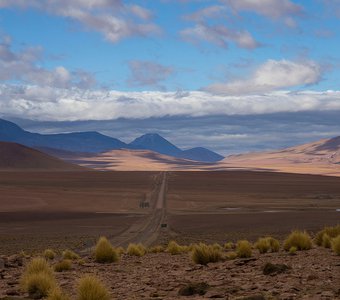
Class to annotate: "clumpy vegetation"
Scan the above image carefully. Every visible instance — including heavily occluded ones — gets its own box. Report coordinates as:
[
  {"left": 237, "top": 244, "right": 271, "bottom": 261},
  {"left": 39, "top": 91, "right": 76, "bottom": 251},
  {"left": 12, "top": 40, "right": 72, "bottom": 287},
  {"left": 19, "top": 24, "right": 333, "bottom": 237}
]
[
  {"left": 167, "top": 241, "right": 185, "bottom": 255},
  {"left": 148, "top": 245, "right": 165, "bottom": 253},
  {"left": 283, "top": 230, "right": 312, "bottom": 251},
  {"left": 47, "top": 287, "right": 70, "bottom": 300},
  {"left": 289, "top": 246, "right": 297, "bottom": 255},
  {"left": 44, "top": 249, "right": 57, "bottom": 260},
  {"left": 54, "top": 259, "right": 72, "bottom": 272},
  {"left": 191, "top": 243, "right": 223, "bottom": 265},
  {"left": 224, "top": 242, "right": 234, "bottom": 250},
  {"left": 263, "top": 262, "right": 290, "bottom": 275},
  {"left": 77, "top": 275, "right": 110, "bottom": 300},
  {"left": 178, "top": 282, "right": 210, "bottom": 296},
  {"left": 62, "top": 250, "right": 80, "bottom": 260},
  {"left": 315, "top": 225, "right": 340, "bottom": 246},
  {"left": 255, "top": 237, "right": 280, "bottom": 254},
  {"left": 127, "top": 243, "right": 146, "bottom": 257},
  {"left": 236, "top": 240, "right": 252, "bottom": 258},
  {"left": 94, "top": 236, "right": 119, "bottom": 263},
  {"left": 332, "top": 235, "right": 340, "bottom": 255},
  {"left": 21, "top": 257, "right": 56, "bottom": 298}
]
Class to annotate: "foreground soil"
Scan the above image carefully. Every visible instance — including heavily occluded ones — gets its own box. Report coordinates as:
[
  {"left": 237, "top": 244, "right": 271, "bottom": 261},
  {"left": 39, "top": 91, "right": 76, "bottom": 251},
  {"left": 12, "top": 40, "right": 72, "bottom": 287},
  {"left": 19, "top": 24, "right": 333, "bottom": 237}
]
[{"left": 0, "top": 247, "right": 339, "bottom": 299}]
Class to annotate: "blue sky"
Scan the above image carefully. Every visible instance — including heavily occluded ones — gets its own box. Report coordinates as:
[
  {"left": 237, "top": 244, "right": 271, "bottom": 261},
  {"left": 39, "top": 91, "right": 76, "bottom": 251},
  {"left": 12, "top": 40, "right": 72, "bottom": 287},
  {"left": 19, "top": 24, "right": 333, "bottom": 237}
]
[{"left": 0, "top": 0, "right": 339, "bottom": 155}]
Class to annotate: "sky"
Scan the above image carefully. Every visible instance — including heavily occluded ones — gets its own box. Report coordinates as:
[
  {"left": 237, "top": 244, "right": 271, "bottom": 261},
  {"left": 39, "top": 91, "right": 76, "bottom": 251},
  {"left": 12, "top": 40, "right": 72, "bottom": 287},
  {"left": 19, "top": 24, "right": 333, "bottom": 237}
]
[{"left": 0, "top": 0, "right": 340, "bottom": 155}]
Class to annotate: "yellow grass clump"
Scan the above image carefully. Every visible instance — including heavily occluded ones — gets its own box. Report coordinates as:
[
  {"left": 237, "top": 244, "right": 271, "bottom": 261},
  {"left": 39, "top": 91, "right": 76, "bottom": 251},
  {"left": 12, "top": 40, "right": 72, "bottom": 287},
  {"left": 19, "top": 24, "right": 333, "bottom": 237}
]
[
  {"left": 224, "top": 242, "right": 234, "bottom": 250},
  {"left": 289, "top": 246, "right": 297, "bottom": 255},
  {"left": 315, "top": 225, "right": 340, "bottom": 247},
  {"left": 54, "top": 259, "right": 72, "bottom": 272},
  {"left": 322, "top": 234, "right": 332, "bottom": 248},
  {"left": 191, "top": 243, "right": 223, "bottom": 265},
  {"left": 77, "top": 275, "right": 110, "bottom": 300},
  {"left": 236, "top": 240, "right": 252, "bottom": 258},
  {"left": 167, "top": 241, "right": 185, "bottom": 255},
  {"left": 331, "top": 235, "right": 340, "bottom": 255},
  {"left": 44, "top": 249, "right": 56, "bottom": 260},
  {"left": 255, "top": 237, "right": 280, "bottom": 253},
  {"left": 62, "top": 250, "right": 80, "bottom": 260},
  {"left": 47, "top": 287, "right": 70, "bottom": 300},
  {"left": 226, "top": 251, "right": 237, "bottom": 260},
  {"left": 115, "top": 246, "right": 125, "bottom": 256},
  {"left": 21, "top": 258, "right": 56, "bottom": 298},
  {"left": 283, "top": 231, "right": 312, "bottom": 251},
  {"left": 94, "top": 237, "right": 119, "bottom": 263},
  {"left": 127, "top": 243, "right": 146, "bottom": 257},
  {"left": 148, "top": 245, "right": 165, "bottom": 253}
]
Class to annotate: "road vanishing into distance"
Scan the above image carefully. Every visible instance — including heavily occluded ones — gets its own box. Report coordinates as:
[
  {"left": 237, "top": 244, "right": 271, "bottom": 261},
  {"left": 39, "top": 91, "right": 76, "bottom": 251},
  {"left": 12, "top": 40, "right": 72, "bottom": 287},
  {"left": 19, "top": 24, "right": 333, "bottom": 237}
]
[{"left": 111, "top": 171, "right": 167, "bottom": 247}]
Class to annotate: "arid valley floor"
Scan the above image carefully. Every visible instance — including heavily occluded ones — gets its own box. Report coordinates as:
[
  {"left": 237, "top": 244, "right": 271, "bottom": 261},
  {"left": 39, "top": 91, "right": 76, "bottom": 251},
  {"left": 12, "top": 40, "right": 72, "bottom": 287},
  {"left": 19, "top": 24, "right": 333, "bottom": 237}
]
[{"left": 0, "top": 170, "right": 340, "bottom": 299}]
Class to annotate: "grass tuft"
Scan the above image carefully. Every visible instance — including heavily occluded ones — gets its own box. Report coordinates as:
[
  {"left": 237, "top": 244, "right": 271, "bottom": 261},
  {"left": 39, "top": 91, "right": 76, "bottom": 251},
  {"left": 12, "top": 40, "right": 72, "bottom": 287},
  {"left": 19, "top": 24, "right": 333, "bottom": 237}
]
[
  {"left": 94, "top": 237, "right": 119, "bottom": 263},
  {"left": 191, "top": 243, "right": 223, "bottom": 265},
  {"left": 255, "top": 237, "right": 280, "bottom": 253},
  {"left": 224, "top": 242, "right": 234, "bottom": 250},
  {"left": 236, "top": 240, "right": 252, "bottom": 258},
  {"left": 44, "top": 249, "right": 56, "bottom": 260},
  {"left": 21, "top": 257, "right": 56, "bottom": 298},
  {"left": 148, "top": 245, "right": 165, "bottom": 253},
  {"left": 77, "top": 275, "right": 110, "bottom": 300},
  {"left": 62, "top": 250, "right": 80, "bottom": 260},
  {"left": 226, "top": 251, "right": 237, "bottom": 260},
  {"left": 167, "top": 241, "right": 184, "bottom": 255},
  {"left": 54, "top": 260, "right": 72, "bottom": 272},
  {"left": 315, "top": 225, "right": 340, "bottom": 246},
  {"left": 289, "top": 246, "right": 297, "bottom": 255},
  {"left": 331, "top": 235, "right": 340, "bottom": 255},
  {"left": 127, "top": 243, "right": 146, "bottom": 257},
  {"left": 283, "top": 230, "right": 312, "bottom": 251}
]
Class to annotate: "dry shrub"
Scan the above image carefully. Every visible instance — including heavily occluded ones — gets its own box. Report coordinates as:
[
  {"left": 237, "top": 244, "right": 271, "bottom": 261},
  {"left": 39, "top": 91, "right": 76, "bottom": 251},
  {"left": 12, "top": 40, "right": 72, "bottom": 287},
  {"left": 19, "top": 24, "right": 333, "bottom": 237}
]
[
  {"left": 54, "top": 260, "right": 72, "bottom": 272},
  {"left": 283, "top": 231, "right": 312, "bottom": 251},
  {"left": 191, "top": 243, "right": 223, "bottom": 265},
  {"left": 115, "top": 247, "right": 125, "bottom": 256},
  {"left": 21, "top": 258, "right": 56, "bottom": 298},
  {"left": 94, "top": 237, "right": 119, "bottom": 263},
  {"left": 149, "top": 245, "right": 165, "bottom": 253},
  {"left": 322, "top": 234, "right": 332, "bottom": 248},
  {"left": 178, "top": 282, "right": 209, "bottom": 296},
  {"left": 255, "top": 237, "right": 280, "bottom": 253},
  {"left": 255, "top": 238, "right": 270, "bottom": 254},
  {"left": 332, "top": 235, "right": 340, "bottom": 255},
  {"left": 236, "top": 240, "right": 252, "bottom": 258},
  {"left": 315, "top": 225, "right": 340, "bottom": 247},
  {"left": 48, "top": 287, "right": 70, "bottom": 300},
  {"left": 224, "top": 242, "right": 234, "bottom": 250},
  {"left": 226, "top": 251, "right": 237, "bottom": 260},
  {"left": 77, "top": 275, "right": 110, "bottom": 300},
  {"left": 62, "top": 250, "right": 80, "bottom": 260},
  {"left": 127, "top": 243, "right": 146, "bottom": 257},
  {"left": 211, "top": 243, "right": 223, "bottom": 251},
  {"left": 44, "top": 249, "right": 56, "bottom": 260},
  {"left": 167, "top": 241, "right": 184, "bottom": 255},
  {"left": 289, "top": 246, "right": 297, "bottom": 255}
]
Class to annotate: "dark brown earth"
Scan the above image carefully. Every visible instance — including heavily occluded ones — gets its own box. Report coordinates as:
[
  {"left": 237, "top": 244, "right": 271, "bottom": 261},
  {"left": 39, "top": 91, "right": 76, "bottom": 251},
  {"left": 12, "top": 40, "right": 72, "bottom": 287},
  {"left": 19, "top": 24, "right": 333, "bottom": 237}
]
[
  {"left": 0, "top": 142, "right": 84, "bottom": 171},
  {"left": 0, "top": 246, "right": 339, "bottom": 299}
]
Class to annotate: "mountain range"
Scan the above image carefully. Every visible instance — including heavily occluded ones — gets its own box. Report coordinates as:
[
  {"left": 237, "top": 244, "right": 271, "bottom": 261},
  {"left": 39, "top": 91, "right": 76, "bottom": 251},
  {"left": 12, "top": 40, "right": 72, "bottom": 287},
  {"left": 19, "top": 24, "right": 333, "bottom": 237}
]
[{"left": 0, "top": 119, "right": 224, "bottom": 162}]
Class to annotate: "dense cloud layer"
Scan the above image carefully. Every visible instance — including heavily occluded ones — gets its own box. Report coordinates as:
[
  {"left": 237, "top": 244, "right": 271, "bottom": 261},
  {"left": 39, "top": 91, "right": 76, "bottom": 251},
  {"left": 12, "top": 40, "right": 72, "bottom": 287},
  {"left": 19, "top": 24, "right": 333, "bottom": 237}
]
[{"left": 1, "top": 84, "right": 339, "bottom": 122}]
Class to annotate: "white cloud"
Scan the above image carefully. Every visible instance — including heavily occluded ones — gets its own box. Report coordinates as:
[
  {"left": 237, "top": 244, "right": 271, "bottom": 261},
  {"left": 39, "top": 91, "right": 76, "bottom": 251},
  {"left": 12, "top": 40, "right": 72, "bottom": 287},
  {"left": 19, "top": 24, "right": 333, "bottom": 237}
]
[
  {"left": 180, "top": 23, "right": 260, "bottom": 49},
  {"left": 0, "top": 0, "right": 160, "bottom": 43},
  {"left": 1, "top": 84, "right": 340, "bottom": 121},
  {"left": 206, "top": 59, "right": 322, "bottom": 94},
  {"left": 0, "top": 36, "right": 95, "bottom": 88}
]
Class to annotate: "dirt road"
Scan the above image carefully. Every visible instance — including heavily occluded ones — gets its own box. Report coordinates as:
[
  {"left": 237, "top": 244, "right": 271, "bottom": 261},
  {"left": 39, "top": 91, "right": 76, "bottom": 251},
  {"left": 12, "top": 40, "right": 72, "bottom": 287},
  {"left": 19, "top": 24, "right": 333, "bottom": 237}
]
[{"left": 110, "top": 171, "right": 167, "bottom": 247}]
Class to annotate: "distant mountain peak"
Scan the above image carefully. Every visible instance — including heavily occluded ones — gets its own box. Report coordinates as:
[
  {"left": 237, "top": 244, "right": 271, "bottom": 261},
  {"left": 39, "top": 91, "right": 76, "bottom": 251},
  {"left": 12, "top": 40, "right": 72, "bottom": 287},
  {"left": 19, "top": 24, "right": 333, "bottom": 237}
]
[{"left": 130, "top": 133, "right": 182, "bottom": 156}]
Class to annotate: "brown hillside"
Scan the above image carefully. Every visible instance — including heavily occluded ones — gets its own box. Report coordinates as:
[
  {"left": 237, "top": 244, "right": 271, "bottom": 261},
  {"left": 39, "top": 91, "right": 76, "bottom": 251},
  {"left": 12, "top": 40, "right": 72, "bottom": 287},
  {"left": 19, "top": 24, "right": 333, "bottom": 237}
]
[{"left": 0, "top": 142, "right": 85, "bottom": 170}]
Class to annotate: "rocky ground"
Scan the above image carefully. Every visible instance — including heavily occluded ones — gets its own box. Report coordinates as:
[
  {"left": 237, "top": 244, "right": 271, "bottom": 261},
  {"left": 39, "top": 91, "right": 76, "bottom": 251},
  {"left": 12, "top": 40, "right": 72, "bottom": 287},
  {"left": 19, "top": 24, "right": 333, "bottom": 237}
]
[{"left": 1, "top": 246, "right": 339, "bottom": 300}]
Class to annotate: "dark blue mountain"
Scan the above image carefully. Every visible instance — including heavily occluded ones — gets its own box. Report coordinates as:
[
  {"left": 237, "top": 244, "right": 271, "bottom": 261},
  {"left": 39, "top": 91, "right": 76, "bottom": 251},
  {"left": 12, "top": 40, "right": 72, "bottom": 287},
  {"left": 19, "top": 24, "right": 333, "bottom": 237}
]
[
  {"left": 178, "top": 147, "right": 224, "bottom": 162},
  {"left": 129, "top": 133, "right": 182, "bottom": 157},
  {"left": 0, "top": 119, "right": 224, "bottom": 162},
  {"left": 130, "top": 133, "right": 224, "bottom": 162},
  {"left": 0, "top": 119, "right": 127, "bottom": 153}
]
